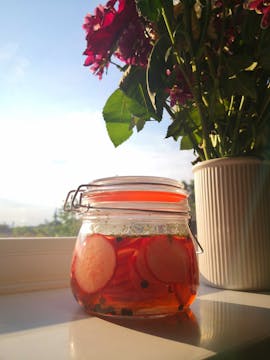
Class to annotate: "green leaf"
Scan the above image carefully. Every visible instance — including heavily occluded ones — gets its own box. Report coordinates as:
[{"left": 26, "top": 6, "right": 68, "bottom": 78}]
[
  {"left": 120, "top": 66, "right": 161, "bottom": 121},
  {"left": 226, "top": 55, "right": 256, "bottom": 76},
  {"left": 234, "top": 72, "right": 257, "bottom": 100},
  {"left": 129, "top": 116, "right": 146, "bottom": 132},
  {"left": 103, "top": 88, "right": 156, "bottom": 147},
  {"left": 105, "top": 122, "right": 133, "bottom": 147},
  {"left": 147, "top": 36, "right": 171, "bottom": 115},
  {"left": 166, "top": 111, "right": 187, "bottom": 141},
  {"left": 223, "top": 72, "right": 257, "bottom": 100},
  {"left": 103, "top": 89, "right": 133, "bottom": 123},
  {"left": 260, "top": 47, "right": 270, "bottom": 71},
  {"left": 102, "top": 89, "right": 135, "bottom": 146},
  {"left": 135, "top": 117, "right": 146, "bottom": 132},
  {"left": 180, "top": 135, "right": 193, "bottom": 150},
  {"left": 135, "top": 0, "right": 163, "bottom": 21},
  {"left": 188, "top": 107, "right": 201, "bottom": 127},
  {"left": 166, "top": 119, "right": 183, "bottom": 140},
  {"left": 241, "top": 11, "right": 261, "bottom": 45},
  {"left": 166, "top": 107, "right": 202, "bottom": 142},
  {"left": 259, "top": 27, "right": 270, "bottom": 71}
]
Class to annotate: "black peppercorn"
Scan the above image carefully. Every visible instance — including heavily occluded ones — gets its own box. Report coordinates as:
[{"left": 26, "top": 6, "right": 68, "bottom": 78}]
[
  {"left": 140, "top": 279, "right": 149, "bottom": 288},
  {"left": 121, "top": 308, "right": 133, "bottom": 316}
]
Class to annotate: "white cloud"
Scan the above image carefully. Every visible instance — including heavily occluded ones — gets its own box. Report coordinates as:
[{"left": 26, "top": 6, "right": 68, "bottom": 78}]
[{"left": 0, "top": 110, "right": 195, "bottom": 216}]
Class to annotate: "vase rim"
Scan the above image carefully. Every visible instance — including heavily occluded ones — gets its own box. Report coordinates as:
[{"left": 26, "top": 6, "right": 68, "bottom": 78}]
[{"left": 192, "top": 156, "right": 270, "bottom": 173}]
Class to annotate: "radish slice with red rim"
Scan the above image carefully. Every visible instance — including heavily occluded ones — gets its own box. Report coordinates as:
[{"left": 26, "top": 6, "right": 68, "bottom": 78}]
[
  {"left": 133, "top": 244, "right": 159, "bottom": 284},
  {"left": 74, "top": 234, "right": 116, "bottom": 294},
  {"left": 145, "top": 235, "right": 189, "bottom": 283}
]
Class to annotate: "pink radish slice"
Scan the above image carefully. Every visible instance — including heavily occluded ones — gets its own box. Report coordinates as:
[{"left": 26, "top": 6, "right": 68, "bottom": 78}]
[
  {"left": 133, "top": 246, "right": 159, "bottom": 284},
  {"left": 74, "top": 234, "right": 116, "bottom": 294},
  {"left": 109, "top": 247, "right": 135, "bottom": 287},
  {"left": 145, "top": 235, "right": 188, "bottom": 283},
  {"left": 131, "top": 247, "right": 170, "bottom": 299}
]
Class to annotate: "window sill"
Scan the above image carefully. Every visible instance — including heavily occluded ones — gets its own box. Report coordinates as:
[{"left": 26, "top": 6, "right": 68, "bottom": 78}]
[
  {"left": 0, "top": 237, "right": 76, "bottom": 294},
  {"left": 1, "top": 285, "right": 270, "bottom": 359}
]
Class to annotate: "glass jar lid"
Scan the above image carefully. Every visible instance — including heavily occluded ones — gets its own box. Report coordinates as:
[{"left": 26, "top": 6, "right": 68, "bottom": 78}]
[{"left": 64, "top": 176, "right": 189, "bottom": 216}]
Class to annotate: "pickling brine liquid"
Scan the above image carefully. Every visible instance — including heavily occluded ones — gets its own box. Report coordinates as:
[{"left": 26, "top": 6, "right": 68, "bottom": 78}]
[{"left": 70, "top": 232, "right": 199, "bottom": 317}]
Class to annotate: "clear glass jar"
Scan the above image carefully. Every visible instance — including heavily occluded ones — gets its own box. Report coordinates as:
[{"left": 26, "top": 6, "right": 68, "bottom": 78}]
[{"left": 65, "top": 176, "right": 199, "bottom": 317}]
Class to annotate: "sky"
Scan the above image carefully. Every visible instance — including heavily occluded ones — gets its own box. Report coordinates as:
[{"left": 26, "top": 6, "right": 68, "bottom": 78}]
[{"left": 0, "top": 0, "right": 195, "bottom": 225}]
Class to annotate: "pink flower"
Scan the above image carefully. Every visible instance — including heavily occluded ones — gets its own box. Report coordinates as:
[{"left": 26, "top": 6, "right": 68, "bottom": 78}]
[
  {"left": 211, "top": 1, "right": 243, "bottom": 54},
  {"left": 167, "top": 67, "right": 193, "bottom": 107},
  {"left": 168, "top": 85, "right": 193, "bottom": 106},
  {"left": 246, "top": 0, "right": 270, "bottom": 28},
  {"left": 115, "top": 20, "right": 152, "bottom": 67},
  {"left": 83, "top": 0, "right": 152, "bottom": 79}
]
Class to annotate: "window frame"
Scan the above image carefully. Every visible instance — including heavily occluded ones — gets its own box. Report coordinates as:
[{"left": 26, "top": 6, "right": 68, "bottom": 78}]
[{"left": 0, "top": 237, "right": 76, "bottom": 294}]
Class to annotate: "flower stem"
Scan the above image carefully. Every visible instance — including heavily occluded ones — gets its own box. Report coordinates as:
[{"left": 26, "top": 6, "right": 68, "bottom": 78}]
[
  {"left": 161, "top": 6, "right": 192, "bottom": 89},
  {"left": 196, "top": 0, "right": 211, "bottom": 58},
  {"left": 231, "top": 95, "right": 245, "bottom": 155},
  {"left": 182, "top": 0, "right": 213, "bottom": 160},
  {"left": 161, "top": 2, "right": 212, "bottom": 160},
  {"left": 205, "top": 46, "right": 226, "bottom": 156}
]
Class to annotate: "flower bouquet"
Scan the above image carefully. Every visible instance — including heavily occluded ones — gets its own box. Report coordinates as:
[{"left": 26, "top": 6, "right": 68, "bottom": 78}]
[{"left": 82, "top": 0, "right": 270, "bottom": 163}]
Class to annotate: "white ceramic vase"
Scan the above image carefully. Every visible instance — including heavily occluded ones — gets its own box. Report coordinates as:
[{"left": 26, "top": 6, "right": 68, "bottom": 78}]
[{"left": 193, "top": 157, "right": 270, "bottom": 290}]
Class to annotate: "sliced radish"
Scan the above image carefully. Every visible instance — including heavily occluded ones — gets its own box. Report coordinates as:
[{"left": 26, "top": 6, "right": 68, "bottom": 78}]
[
  {"left": 109, "top": 247, "right": 135, "bottom": 287},
  {"left": 133, "top": 245, "right": 159, "bottom": 285},
  {"left": 145, "top": 235, "right": 188, "bottom": 283},
  {"left": 129, "top": 245, "right": 171, "bottom": 299},
  {"left": 74, "top": 234, "right": 116, "bottom": 294}
]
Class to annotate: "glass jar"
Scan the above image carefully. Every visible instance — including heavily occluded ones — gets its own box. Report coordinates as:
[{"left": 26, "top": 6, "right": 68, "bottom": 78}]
[{"left": 65, "top": 176, "right": 199, "bottom": 317}]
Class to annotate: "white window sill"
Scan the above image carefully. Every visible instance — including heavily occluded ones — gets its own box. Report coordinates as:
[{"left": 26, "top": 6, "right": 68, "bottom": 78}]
[{"left": 0, "top": 237, "right": 76, "bottom": 294}]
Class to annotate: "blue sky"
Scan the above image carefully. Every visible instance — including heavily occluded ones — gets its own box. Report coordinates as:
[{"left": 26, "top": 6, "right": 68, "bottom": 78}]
[{"left": 0, "top": 0, "right": 195, "bottom": 225}]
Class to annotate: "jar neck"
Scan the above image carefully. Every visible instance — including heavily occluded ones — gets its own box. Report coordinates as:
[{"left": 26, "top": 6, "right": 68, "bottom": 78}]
[{"left": 80, "top": 209, "right": 190, "bottom": 237}]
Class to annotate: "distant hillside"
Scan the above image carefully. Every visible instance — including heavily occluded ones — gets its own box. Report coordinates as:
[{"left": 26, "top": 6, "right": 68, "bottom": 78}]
[{"left": 0, "top": 198, "right": 56, "bottom": 226}]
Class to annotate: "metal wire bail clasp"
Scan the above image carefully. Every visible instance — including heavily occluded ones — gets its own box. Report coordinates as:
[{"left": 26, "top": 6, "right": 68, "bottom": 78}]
[
  {"left": 64, "top": 184, "right": 89, "bottom": 212},
  {"left": 188, "top": 218, "right": 204, "bottom": 254}
]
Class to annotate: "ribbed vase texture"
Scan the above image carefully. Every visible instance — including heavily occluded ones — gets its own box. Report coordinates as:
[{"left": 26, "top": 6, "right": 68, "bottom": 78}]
[{"left": 193, "top": 158, "right": 270, "bottom": 290}]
